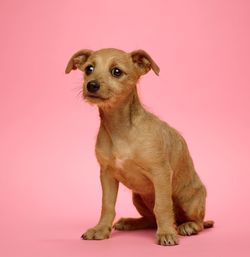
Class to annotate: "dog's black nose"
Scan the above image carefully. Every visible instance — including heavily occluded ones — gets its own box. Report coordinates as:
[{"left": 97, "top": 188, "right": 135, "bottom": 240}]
[{"left": 87, "top": 80, "right": 100, "bottom": 93}]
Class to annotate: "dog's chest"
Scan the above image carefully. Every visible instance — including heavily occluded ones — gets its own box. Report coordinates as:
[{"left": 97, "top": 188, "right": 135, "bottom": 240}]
[
  {"left": 114, "top": 157, "right": 125, "bottom": 169},
  {"left": 111, "top": 138, "right": 133, "bottom": 167},
  {"left": 96, "top": 138, "right": 153, "bottom": 194},
  {"left": 111, "top": 157, "right": 153, "bottom": 194}
]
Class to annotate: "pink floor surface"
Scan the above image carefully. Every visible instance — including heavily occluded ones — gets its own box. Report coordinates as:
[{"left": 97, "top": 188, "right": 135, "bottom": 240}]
[{"left": 1, "top": 204, "right": 250, "bottom": 257}]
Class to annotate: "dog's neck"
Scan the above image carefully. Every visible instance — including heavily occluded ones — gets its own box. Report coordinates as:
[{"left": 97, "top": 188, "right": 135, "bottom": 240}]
[{"left": 98, "top": 88, "right": 145, "bottom": 137}]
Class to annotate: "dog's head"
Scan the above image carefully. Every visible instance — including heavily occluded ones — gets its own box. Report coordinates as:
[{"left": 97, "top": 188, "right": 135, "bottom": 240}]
[{"left": 65, "top": 48, "right": 159, "bottom": 107}]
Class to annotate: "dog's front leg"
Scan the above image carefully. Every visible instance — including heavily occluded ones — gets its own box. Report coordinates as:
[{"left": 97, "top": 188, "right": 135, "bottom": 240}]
[
  {"left": 152, "top": 166, "right": 179, "bottom": 246},
  {"left": 82, "top": 168, "right": 119, "bottom": 240}
]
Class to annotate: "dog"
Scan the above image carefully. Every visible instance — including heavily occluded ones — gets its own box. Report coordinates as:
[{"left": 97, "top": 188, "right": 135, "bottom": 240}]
[{"left": 65, "top": 48, "right": 213, "bottom": 246}]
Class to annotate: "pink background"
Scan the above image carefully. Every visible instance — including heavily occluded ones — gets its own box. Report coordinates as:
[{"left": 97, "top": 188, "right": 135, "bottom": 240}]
[{"left": 1, "top": 0, "right": 250, "bottom": 256}]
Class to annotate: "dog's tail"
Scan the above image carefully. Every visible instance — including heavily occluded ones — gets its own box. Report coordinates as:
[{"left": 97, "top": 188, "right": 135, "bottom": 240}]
[{"left": 203, "top": 220, "right": 214, "bottom": 229}]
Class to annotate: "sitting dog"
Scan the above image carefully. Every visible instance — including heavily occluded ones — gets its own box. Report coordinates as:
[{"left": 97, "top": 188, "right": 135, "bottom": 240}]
[{"left": 65, "top": 48, "right": 213, "bottom": 246}]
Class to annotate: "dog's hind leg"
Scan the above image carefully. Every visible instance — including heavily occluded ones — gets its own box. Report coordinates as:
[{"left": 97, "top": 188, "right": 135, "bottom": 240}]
[
  {"left": 176, "top": 186, "right": 214, "bottom": 236},
  {"left": 113, "top": 193, "right": 156, "bottom": 231}
]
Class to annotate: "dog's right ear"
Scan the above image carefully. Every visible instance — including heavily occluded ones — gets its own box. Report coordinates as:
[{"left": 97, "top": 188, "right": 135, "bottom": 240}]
[{"left": 65, "top": 49, "right": 93, "bottom": 74}]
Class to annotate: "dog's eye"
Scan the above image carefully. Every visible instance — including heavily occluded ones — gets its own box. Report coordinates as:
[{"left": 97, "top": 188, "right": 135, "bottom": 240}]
[
  {"left": 111, "top": 67, "right": 123, "bottom": 78},
  {"left": 85, "top": 65, "right": 94, "bottom": 75}
]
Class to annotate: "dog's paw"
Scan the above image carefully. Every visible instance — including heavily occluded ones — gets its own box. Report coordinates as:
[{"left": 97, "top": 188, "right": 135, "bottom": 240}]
[
  {"left": 113, "top": 218, "right": 130, "bottom": 230},
  {"left": 177, "top": 222, "right": 201, "bottom": 236},
  {"left": 114, "top": 217, "right": 156, "bottom": 230},
  {"left": 156, "top": 230, "right": 179, "bottom": 246},
  {"left": 81, "top": 225, "right": 112, "bottom": 240}
]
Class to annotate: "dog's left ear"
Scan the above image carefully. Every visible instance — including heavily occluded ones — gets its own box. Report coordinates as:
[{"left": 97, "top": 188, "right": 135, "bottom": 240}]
[
  {"left": 130, "top": 50, "right": 160, "bottom": 76},
  {"left": 65, "top": 49, "right": 93, "bottom": 74}
]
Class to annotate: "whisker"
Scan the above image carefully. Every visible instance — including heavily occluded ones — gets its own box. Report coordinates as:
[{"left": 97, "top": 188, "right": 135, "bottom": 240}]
[
  {"left": 76, "top": 89, "right": 83, "bottom": 98},
  {"left": 71, "top": 86, "right": 82, "bottom": 92}
]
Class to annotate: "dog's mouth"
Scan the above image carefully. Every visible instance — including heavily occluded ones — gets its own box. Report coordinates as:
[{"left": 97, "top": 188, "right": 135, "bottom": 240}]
[{"left": 86, "top": 94, "right": 109, "bottom": 101}]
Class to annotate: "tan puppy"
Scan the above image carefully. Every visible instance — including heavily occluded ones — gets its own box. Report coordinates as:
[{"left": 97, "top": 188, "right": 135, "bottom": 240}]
[{"left": 65, "top": 48, "right": 213, "bottom": 246}]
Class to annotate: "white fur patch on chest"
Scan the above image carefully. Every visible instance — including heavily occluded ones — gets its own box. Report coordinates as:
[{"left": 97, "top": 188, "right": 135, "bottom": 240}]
[
  {"left": 112, "top": 139, "right": 132, "bottom": 170},
  {"left": 114, "top": 157, "right": 125, "bottom": 169}
]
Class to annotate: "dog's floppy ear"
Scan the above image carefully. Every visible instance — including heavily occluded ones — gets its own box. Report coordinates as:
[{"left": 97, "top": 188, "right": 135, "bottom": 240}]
[
  {"left": 130, "top": 49, "right": 160, "bottom": 76},
  {"left": 65, "top": 49, "right": 93, "bottom": 74}
]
